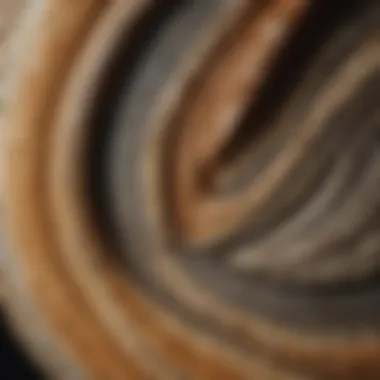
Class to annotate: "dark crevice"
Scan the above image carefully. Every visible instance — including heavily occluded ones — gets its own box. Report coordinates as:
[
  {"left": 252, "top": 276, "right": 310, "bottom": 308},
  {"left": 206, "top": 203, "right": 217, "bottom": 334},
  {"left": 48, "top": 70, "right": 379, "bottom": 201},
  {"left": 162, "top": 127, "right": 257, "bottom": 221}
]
[
  {"left": 1, "top": 312, "right": 43, "bottom": 380},
  {"left": 216, "top": 0, "right": 373, "bottom": 170},
  {"left": 86, "top": 1, "right": 187, "bottom": 252},
  {"left": 174, "top": 0, "right": 372, "bottom": 256}
]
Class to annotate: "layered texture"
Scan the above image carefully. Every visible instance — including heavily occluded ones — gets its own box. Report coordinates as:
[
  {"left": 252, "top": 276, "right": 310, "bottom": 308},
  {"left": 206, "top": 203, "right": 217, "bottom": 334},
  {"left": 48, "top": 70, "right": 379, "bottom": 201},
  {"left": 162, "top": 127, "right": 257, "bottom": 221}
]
[{"left": 1, "top": 1, "right": 379, "bottom": 379}]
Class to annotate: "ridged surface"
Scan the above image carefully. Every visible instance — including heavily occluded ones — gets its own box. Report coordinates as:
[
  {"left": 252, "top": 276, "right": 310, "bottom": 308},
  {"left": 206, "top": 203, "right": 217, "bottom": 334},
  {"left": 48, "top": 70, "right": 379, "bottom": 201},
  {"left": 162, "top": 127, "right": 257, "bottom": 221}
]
[{"left": 1, "top": 1, "right": 379, "bottom": 379}]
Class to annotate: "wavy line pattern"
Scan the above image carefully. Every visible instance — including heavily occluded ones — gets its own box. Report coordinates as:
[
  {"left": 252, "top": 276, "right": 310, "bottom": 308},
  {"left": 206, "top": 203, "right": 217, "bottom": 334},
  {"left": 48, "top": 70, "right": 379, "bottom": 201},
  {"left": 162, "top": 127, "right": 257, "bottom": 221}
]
[{"left": 1, "top": 1, "right": 379, "bottom": 379}]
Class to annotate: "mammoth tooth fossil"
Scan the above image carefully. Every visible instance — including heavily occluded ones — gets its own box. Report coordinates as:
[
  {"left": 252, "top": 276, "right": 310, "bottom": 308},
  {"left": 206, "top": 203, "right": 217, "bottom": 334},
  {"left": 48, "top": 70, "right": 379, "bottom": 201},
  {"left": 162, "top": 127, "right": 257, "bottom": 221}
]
[{"left": 0, "top": 0, "right": 379, "bottom": 379}]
